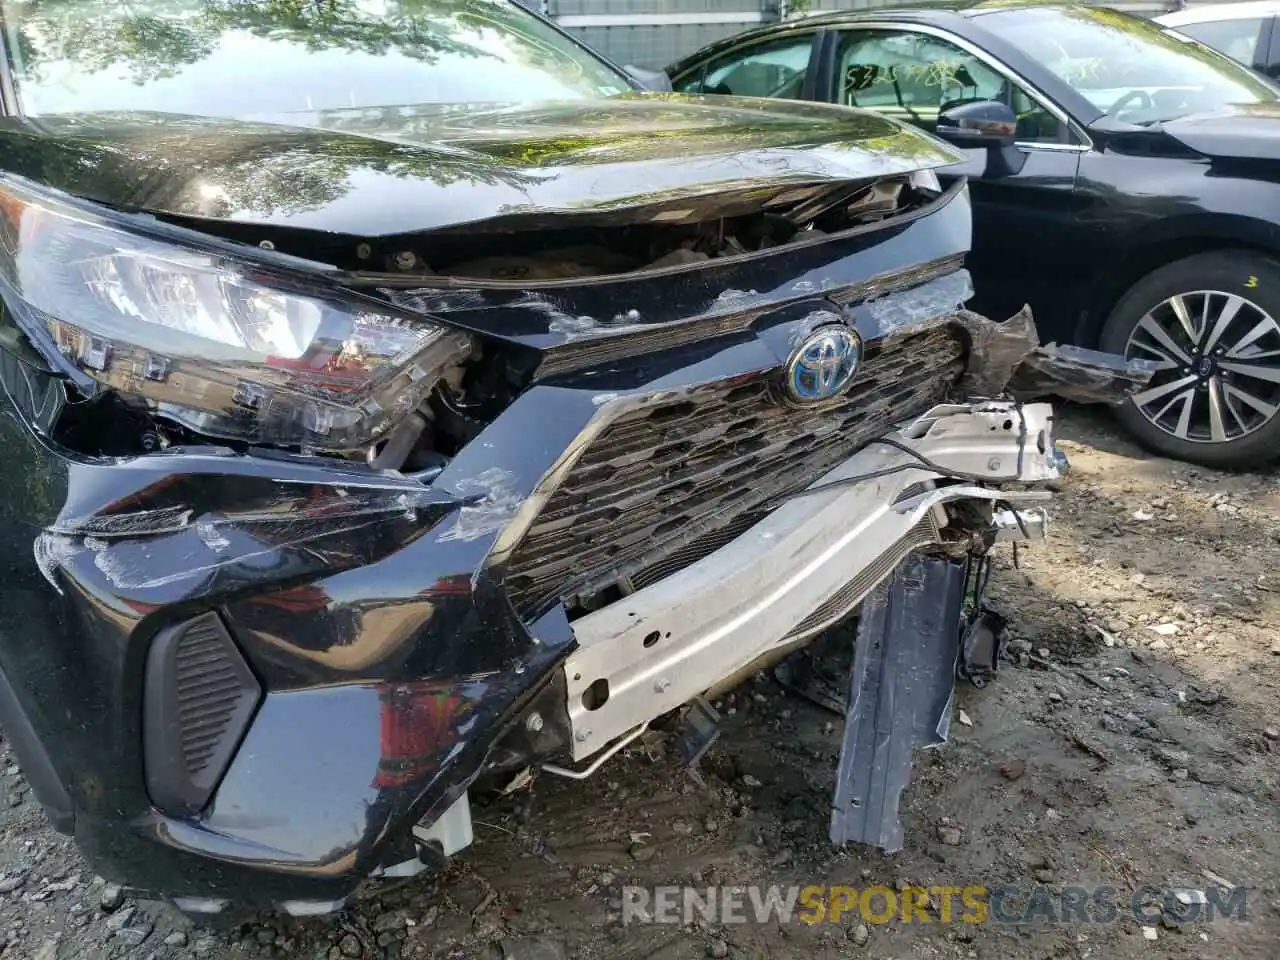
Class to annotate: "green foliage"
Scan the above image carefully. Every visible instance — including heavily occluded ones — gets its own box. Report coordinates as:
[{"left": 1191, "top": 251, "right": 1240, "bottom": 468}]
[{"left": 5, "top": 0, "right": 506, "bottom": 85}]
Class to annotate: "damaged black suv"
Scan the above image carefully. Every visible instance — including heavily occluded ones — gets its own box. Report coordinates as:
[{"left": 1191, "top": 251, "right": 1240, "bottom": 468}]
[{"left": 0, "top": 0, "right": 1141, "bottom": 917}]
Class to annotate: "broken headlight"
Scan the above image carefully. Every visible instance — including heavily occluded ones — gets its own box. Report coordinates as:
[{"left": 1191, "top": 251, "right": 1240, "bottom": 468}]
[{"left": 0, "top": 176, "right": 472, "bottom": 452}]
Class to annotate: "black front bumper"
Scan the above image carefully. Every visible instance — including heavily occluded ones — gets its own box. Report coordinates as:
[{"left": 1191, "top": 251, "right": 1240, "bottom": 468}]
[
  {"left": 0, "top": 183, "right": 986, "bottom": 911},
  {"left": 0, "top": 393, "right": 580, "bottom": 910}
]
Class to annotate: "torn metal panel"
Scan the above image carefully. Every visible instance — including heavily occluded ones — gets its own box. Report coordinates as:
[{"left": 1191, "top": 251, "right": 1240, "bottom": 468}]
[
  {"left": 830, "top": 552, "right": 966, "bottom": 854},
  {"left": 1008, "top": 343, "right": 1160, "bottom": 406}
]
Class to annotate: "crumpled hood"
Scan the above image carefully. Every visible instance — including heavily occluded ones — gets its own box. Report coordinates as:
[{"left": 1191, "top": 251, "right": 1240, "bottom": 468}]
[
  {"left": 0, "top": 94, "right": 963, "bottom": 237},
  {"left": 1157, "top": 103, "right": 1280, "bottom": 161}
]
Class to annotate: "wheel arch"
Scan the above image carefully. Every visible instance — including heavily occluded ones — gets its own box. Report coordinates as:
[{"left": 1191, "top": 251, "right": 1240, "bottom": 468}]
[{"left": 1078, "top": 214, "right": 1280, "bottom": 347}]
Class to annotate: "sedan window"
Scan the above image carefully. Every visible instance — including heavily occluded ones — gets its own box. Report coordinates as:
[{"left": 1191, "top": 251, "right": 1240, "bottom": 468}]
[
  {"left": 837, "top": 30, "right": 1063, "bottom": 142},
  {"left": 1173, "top": 17, "right": 1267, "bottom": 67},
  {"left": 0, "top": 0, "right": 634, "bottom": 119},
  {"left": 673, "top": 34, "right": 814, "bottom": 99}
]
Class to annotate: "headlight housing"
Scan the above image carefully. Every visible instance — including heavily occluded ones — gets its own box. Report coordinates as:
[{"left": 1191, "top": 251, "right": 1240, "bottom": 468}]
[{"left": 0, "top": 176, "right": 471, "bottom": 452}]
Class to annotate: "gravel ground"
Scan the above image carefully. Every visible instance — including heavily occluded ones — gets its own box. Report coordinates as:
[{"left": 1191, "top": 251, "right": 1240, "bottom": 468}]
[{"left": 2, "top": 405, "right": 1279, "bottom": 960}]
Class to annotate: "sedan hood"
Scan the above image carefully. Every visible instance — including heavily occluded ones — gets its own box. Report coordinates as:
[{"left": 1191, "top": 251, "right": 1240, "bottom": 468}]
[
  {"left": 1157, "top": 103, "right": 1280, "bottom": 161},
  {"left": 0, "top": 95, "right": 963, "bottom": 237}
]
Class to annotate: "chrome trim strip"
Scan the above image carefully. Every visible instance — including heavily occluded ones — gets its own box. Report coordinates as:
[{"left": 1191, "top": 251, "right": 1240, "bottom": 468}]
[{"left": 1016, "top": 141, "right": 1092, "bottom": 153}]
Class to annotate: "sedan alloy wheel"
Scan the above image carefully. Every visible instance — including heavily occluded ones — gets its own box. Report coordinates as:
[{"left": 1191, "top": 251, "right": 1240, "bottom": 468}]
[{"left": 1124, "top": 289, "right": 1280, "bottom": 444}]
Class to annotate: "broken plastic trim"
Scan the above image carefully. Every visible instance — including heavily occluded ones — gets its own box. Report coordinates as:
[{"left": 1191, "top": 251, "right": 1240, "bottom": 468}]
[
  {"left": 34, "top": 472, "right": 459, "bottom": 594},
  {"left": 864, "top": 283, "right": 1156, "bottom": 405},
  {"left": 954, "top": 306, "right": 1043, "bottom": 399},
  {"left": 953, "top": 304, "right": 1158, "bottom": 404},
  {"left": 830, "top": 552, "right": 966, "bottom": 854}
]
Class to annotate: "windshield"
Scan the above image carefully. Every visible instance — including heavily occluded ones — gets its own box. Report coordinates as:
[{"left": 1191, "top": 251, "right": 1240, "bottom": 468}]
[
  {"left": 978, "top": 6, "right": 1279, "bottom": 124},
  {"left": 0, "top": 0, "right": 634, "bottom": 118}
]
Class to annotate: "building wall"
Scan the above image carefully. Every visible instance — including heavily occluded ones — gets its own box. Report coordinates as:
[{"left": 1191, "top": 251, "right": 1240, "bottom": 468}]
[{"left": 534, "top": 0, "right": 852, "bottom": 69}]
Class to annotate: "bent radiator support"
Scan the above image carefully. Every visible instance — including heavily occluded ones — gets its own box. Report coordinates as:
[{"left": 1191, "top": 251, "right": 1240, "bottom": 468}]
[{"left": 830, "top": 552, "right": 967, "bottom": 853}]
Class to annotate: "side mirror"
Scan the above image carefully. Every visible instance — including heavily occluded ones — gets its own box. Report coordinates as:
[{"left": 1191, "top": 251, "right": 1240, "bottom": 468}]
[
  {"left": 936, "top": 99, "right": 1018, "bottom": 148},
  {"left": 624, "top": 65, "right": 674, "bottom": 92}
]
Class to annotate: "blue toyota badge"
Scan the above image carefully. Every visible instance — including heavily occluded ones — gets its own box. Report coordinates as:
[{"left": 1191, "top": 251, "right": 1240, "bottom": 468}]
[{"left": 785, "top": 326, "right": 861, "bottom": 403}]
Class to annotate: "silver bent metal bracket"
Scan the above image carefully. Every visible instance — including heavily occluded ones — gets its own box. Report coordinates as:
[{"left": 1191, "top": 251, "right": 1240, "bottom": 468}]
[{"left": 561, "top": 400, "right": 1057, "bottom": 761}]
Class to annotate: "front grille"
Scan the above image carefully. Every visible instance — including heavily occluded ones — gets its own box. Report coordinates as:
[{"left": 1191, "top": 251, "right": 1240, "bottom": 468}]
[{"left": 505, "top": 323, "right": 967, "bottom": 617}]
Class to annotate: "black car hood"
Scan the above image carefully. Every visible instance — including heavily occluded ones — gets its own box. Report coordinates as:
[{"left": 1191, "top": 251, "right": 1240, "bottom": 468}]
[
  {"left": 1156, "top": 103, "right": 1280, "bottom": 161},
  {"left": 0, "top": 95, "right": 962, "bottom": 237}
]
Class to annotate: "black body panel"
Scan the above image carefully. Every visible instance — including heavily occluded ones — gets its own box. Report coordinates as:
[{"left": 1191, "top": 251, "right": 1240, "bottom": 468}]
[{"left": 0, "top": 98, "right": 957, "bottom": 238}]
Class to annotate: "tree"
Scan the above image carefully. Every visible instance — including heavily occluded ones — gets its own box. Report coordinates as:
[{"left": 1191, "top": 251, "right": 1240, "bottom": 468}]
[{"left": 5, "top": 0, "right": 506, "bottom": 87}]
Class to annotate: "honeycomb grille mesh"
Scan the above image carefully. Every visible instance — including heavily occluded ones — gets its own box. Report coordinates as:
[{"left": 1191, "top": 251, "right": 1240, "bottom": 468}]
[{"left": 505, "top": 324, "right": 968, "bottom": 616}]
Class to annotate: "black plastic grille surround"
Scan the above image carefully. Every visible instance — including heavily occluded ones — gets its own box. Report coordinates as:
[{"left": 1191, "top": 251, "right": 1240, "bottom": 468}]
[
  {"left": 144, "top": 612, "right": 261, "bottom": 816},
  {"left": 506, "top": 323, "right": 968, "bottom": 617}
]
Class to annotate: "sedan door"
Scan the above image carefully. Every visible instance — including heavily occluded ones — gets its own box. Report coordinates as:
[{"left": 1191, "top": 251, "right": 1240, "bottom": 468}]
[{"left": 816, "top": 25, "right": 1089, "bottom": 336}]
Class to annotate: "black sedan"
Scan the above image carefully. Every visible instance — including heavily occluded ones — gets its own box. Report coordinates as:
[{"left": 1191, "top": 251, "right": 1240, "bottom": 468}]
[{"left": 671, "top": 3, "right": 1280, "bottom": 467}]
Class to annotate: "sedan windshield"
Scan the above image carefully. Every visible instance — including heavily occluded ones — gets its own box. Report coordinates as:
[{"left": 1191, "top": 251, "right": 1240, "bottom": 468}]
[
  {"left": 979, "top": 5, "right": 1279, "bottom": 124},
  {"left": 0, "top": 0, "right": 634, "bottom": 118}
]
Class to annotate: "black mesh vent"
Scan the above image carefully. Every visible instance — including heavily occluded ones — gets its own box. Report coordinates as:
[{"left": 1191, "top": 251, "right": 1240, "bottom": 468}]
[
  {"left": 175, "top": 620, "right": 251, "bottom": 775},
  {"left": 144, "top": 612, "right": 261, "bottom": 816},
  {"left": 506, "top": 324, "right": 967, "bottom": 617}
]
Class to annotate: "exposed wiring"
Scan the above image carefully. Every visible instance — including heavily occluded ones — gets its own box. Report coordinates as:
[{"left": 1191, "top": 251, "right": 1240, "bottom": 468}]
[
  {"left": 962, "top": 551, "right": 994, "bottom": 616},
  {"left": 869, "top": 404, "right": 1030, "bottom": 484},
  {"left": 995, "top": 497, "right": 1031, "bottom": 539},
  {"left": 763, "top": 459, "right": 932, "bottom": 509},
  {"left": 768, "top": 405, "right": 1032, "bottom": 508}
]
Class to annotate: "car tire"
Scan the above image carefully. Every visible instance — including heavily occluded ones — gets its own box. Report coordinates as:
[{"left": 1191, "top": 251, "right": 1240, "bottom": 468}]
[{"left": 1099, "top": 250, "right": 1280, "bottom": 469}]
